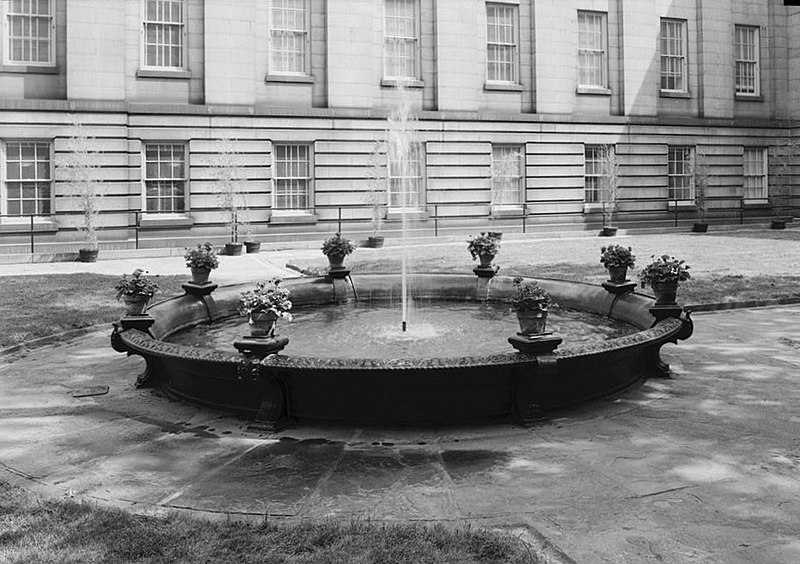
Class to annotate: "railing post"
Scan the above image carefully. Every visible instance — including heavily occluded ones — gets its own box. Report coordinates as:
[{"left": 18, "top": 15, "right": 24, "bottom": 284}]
[
  {"left": 522, "top": 203, "right": 527, "bottom": 234},
  {"left": 338, "top": 206, "right": 342, "bottom": 234},
  {"left": 30, "top": 215, "right": 34, "bottom": 254},
  {"left": 434, "top": 205, "right": 438, "bottom": 237}
]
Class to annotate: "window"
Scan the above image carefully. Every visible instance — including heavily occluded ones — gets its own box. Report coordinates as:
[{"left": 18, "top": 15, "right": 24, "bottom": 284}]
[
  {"left": 735, "top": 25, "right": 760, "bottom": 96},
  {"left": 577, "top": 11, "right": 607, "bottom": 88},
  {"left": 3, "top": 0, "right": 55, "bottom": 66},
  {"left": 384, "top": 0, "right": 418, "bottom": 80},
  {"left": 584, "top": 146, "right": 603, "bottom": 203},
  {"left": 743, "top": 148, "right": 767, "bottom": 200},
  {"left": 270, "top": 0, "right": 308, "bottom": 75},
  {"left": 486, "top": 3, "right": 518, "bottom": 84},
  {"left": 141, "top": 0, "right": 186, "bottom": 70},
  {"left": 668, "top": 146, "right": 693, "bottom": 201},
  {"left": 660, "top": 18, "right": 687, "bottom": 93},
  {"left": 273, "top": 144, "right": 311, "bottom": 210},
  {"left": 144, "top": 144, "right": 186, "bottom": 213},
  {"left": 491, "top": 145, "right": 523, "bottom": 207},
  {"left": 388, "top": 142, "right": 424, "bottom": 209},
  {"left": 2, "top": 141, "right": 52, "bottom": 217}
]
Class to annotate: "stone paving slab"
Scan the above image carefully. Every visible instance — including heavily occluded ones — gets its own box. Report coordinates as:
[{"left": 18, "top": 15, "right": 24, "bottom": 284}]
[{"left": 1, "top": 304, "right": 799, "bottom": 562}]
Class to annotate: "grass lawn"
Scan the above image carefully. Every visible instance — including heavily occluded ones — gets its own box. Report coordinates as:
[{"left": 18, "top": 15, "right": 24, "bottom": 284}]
[{"left": 0, "top": 482, "right": 536, "bottom": 564}]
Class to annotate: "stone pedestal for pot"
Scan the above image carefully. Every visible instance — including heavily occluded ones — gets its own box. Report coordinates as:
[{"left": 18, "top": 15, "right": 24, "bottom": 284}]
[
  {"left": 233, "top": 335, "right": 289, "bottom": 358},
  {"left": 118, "top": 314, "right": 155, "bottom": 335},
  {"left": 327, "top": 254, "right": 351, "bottom": 279},
  {"left": 508, "top": 333, "right": 562, "bottom": 354},
  {"left": 473, "top": 253, "right": 498, "bottom": 278},
  {"left": 182, "top": 282, "right": 218, "bottom": 297}
]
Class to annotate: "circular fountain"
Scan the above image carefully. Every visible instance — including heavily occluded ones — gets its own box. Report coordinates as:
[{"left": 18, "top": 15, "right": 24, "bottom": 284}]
[{"left": 111, "top": 273, "right": 693, "bottom": 429}]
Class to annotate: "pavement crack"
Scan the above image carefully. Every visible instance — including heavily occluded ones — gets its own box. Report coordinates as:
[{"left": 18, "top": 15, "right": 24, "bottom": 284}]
[{"left": 627, "top": 485, "right": 693, "bottom": 499}]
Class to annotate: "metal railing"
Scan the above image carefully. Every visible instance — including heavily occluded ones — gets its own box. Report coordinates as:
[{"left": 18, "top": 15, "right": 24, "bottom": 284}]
[{"left": 0, "top": 195, "right": 795, "bottom": 255}]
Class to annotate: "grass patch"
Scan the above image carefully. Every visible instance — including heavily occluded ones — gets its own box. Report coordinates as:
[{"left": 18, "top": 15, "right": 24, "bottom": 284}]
[
  {"left": 0, "top": 481, "right": 536, "bottom": 564},
  {"left": 0, "top": 273, "right": 186, "bottom": 350}
]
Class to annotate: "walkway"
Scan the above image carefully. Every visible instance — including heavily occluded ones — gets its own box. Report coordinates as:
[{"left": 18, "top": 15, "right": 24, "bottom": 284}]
[{"left": 1, "top": 304, "right": 799, "bottom": 563}]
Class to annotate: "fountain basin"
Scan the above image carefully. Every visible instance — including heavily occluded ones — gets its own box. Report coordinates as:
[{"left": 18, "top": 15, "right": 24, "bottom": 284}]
[{"left": 111, "top": 274, "right": 693, "bottom": 427}]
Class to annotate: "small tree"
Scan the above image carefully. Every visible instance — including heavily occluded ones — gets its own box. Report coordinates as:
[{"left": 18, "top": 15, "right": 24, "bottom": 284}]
[
  {"left": 771, "top": 137, "right": 799, "bottom": 219},
  {"left": 58, "top": 119, "right": 101, "bottom": 252},
  {"left": 215, "top": 138, "right": 247, "bottom": 243},
  {"left": 691, "top": 151, "right": 711, "bottom": 224},
  {"left": 365, "top": 142, "right": 385, "bottom": 236},
  {"left": 599, "top": 145, "right": 620, "bottom": 228}
]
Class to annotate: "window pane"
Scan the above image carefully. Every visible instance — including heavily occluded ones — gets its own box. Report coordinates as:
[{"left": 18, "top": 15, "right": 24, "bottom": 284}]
[
  {"left": 273, "top": 144, "right": 311, "bottom": 210},
  {"left": 143, "top": 144, "right": 186, "bottom": 213}
]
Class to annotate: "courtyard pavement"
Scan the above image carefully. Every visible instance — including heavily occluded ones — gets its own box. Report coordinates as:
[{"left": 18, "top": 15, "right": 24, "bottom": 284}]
[{"left": 1, "top": 229, "right": 799, "bottom": 563}]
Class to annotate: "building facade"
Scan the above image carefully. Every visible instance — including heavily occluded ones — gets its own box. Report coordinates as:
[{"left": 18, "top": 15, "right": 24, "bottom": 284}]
[{"left": 0, "top": 0, "right": 798, "bottom": 252}]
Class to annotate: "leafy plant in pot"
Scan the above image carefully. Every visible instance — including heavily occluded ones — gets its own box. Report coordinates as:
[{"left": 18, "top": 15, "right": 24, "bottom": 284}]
[
  {"left": 600, "top": 245, "right": 635, "bottom": 283},
  {"left": 639, "top": 255, "right": 691, "bottom": 305},
  {"left": 58, "top": 120, "right": 102, "bottom": 262},
  {"left": 691, "top": 151, "right": 710, "bottom": 233},
  {"left": 770, "top": 138, "right": 798, "bottom": 230},
  {"left": 237, "top": 278, "right": 293, "bottom": 338},
  {"left": 115, "top": 269, "right": 159, "bottom": 316},
  {"left": 507, "top": 277, "right": 553, "bottom": 336},
  {"left": 184, "top": 242, "right": 219, "bottom": 285},
  {"left": 467, "top": 232, "right": 501, "bottom": 268},
  {"left": 321, "top": 232, "right": 356, "bottom": 271}
]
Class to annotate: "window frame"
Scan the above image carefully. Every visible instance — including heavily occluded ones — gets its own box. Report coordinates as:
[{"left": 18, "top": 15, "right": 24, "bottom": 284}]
[
  {"left": 491, "top": 144, "right": 524, "bottom": 209},
  {"left": 1, "top": 140, "right": 54, "bottom": 221},
  {"left": 269, "top": 0, "right": 310, "bottom": 77},
  {"left": 141, "top": 142, "right": 189, "bottom": 215},
  {"left": 668, "top": 146, "right": 694, "bottom": 202},
  {"left": 584, "top": 145, "right": 603, "bottom": 204},
  {"left": 743, "top": 147, "right": 768, "bottom": 200},
  {"left": 660, "top": 17, "right": 688, "bottom": 94},
  {"left": 387, "top": 141, "right": 426, "bottom": 210},
  {"left": 577, "top": 10, "right": 608, "bottom": 90},
  {"left": 734, "top": 25, "right": 760, "bottom": 97},
  {"left": 485, "top": 2, "right": 519, "bottom": 85},
  {"left": 271, "top": 142, "right": 314, "bottom": 213},
  {"left": 383, "top": 0, "right": 420, "bottom": 81},
  {"left": 140, "top": 0, "right": 188, "bottom": 72},
  {"left": 2, "top": 0, "right": 56, "bottom": 67}
]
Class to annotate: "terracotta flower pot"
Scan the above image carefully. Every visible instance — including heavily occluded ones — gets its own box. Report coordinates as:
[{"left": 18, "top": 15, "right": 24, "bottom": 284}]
[
  {"left": 516, "top": 309, "right": 548, "bottom": 336},
  {"left": 479, "top": 253, "right": 496, "bottom": 268},
  {"left": 78, "top": 248, "right": 99, "bottom": 263},
  {"left": 123, "top": 294, "right": 150, "bottom": 316},
  {"left": 328, "top": 254, "right": 346, "bottom": 271},
  {"left": 249, "top": 311, "right": 278, "bottom": 337},
  {"left": 606, "top": 266, "right": 629, "bottom": 284},
  {"left": 692, "top": 222, "right": 709, "bottom": 233},
  {"left": 771, "top": 219, "right": 787, "bottom": 230},
  {"left": 599, "top": 226, "right": 618, "bottom": 237},
  {"left": 225, "top": 242, "right": 243, "bottom": 256},
  {"left": 190, "top": 266, "right": 211, "bottom": 285},
  {"left": 651, "top": 281, "right": 679, "bottom": 306},
  {"left": 367, "top": 236, "right": 384, "bottom": 248},
  {"left": 244, "top": 241, "right": 261, "bottom": 253}
]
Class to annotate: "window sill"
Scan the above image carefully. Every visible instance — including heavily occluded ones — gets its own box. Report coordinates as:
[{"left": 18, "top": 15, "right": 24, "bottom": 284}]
[
  {"left": 269, "top": 212, "right": 318, "bottom": 225},
  {"left": 484, "top": 82, "right": 523, "bottom": 92},
  {"left": 742, "top": 199, "right": 770, "bottom": 209},
  {"left": 667, "top": 200, "right": 696, "bottom": 211},
  {"left": 576, "top": 85, "right": 611, "bottom": 96},
  {"left": 660, "top": 90, "right": 691, "bottom": 99},
  {"left": 0, "top": 64, "right": 59, "bottom": 74},
  {"left": 381, "top": 78, "right": 424, "bottom": 89},
  {"left": 490, "top": 205, "right": 524, "bottom": 218},
  {"left": 0, "top": 218, "right": 58, "bottom": 233},
  {"left": 735, "top": 93, "right": 763, "bottom": 102},
  {"left": 265, "top": 74, "right": 314, "bottom": 84},
  {"left": 138, "top": 215, "right": 195, "bottom": 230},
  {"left": 136, "top": 68, "right": 192, "bottom": 80}
]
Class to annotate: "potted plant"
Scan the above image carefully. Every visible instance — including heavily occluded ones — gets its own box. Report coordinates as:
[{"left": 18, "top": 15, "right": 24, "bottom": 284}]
[
  {"left": 467, "top": 232, "right": 501, "bottom": 267},
  {"left": 58, "top": 120, "right": 102, "bottom": 262},
  {"left": 215, "top": 139, "right": 247, "bottom": 255},
  {"left": 115, "top": 269, "right": 159, "bottom": 316},
  {"left": 321, "top": 232, "right": 356, "bottom": 271},
  {"left": 599, "top": 145, "right": 620, "bottom": 237},
  {"left": 692, "top": 151, "right": 710, "bottom": 233},
  {"left": 770, "top": 139, "right": 798, "bottom": 230},
  {"left": 639, "top": 255, "right": 691, "bottom": 305},
  {"left": 237, "top": 278, "right": 293, "bottom": 337},
  {"left": 184, "top": 242, "right": 219, "bottom": 285},
  {"left": 507, "top": 277, "right": 552, "bottom": 336},
  {"left": 600, "top": 245, "right": 635, "bottom": 283}
]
